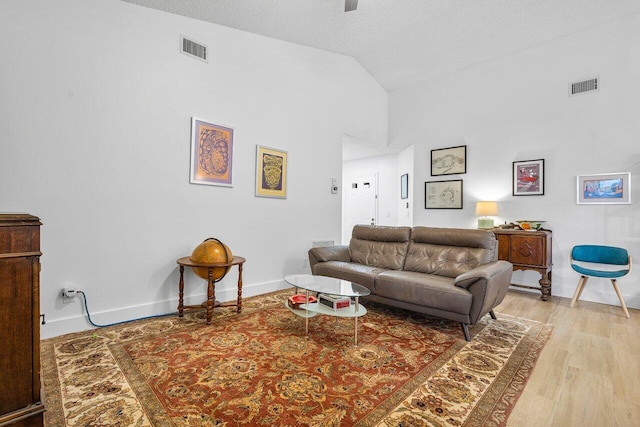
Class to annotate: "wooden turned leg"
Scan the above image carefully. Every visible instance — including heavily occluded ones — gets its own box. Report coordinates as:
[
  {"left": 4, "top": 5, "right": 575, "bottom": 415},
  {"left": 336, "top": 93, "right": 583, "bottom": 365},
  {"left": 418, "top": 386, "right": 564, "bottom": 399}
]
[
  {"left": 570, "top": 276, "right": 588, "bottom": 308},
  {"left": 540, "top": 273, "right": 552, "bottom": 301},
  {"left": 178, "top": 266, "right": 185, "bottom": 317},
  {"left": 610, "top": 279, "right": 630, "bottom": 318},
  {"left": 206, "top": 268, "right": 214, "bottom": 325},
  {"left": 237, "top": 263, "right": 243, "bottom": 313}
]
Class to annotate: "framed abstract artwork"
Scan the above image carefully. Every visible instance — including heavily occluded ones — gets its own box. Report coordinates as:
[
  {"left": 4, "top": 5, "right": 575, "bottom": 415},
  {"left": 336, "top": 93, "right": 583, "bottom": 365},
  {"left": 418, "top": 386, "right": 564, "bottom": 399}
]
[
  {"left": 513, "top": 159, "right": 544, "bottom": 196},
  {"left": 401, "top": 174, "right": 408, "bottom": 199},
  {"left": 190, "top": 117, "right": 234, "bottom": 187},
  {"left": 255, "top": 145, "right": 287, "bottom": 198},
  {"left": 577, "top": 172, "right": 631, "bottom": 204},
  {"left": 431, "top": 145, "right": 466, "bottom": 176},
  {"left": 425, "top": 179, "right": 463, "bottom": 209}
]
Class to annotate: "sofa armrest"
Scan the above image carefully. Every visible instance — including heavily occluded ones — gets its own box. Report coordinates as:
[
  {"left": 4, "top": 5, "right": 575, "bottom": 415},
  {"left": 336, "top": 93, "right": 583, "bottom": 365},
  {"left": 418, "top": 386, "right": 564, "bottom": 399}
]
[
  {"left": 455, "top": 260, "right": 513, "bottom": 324},
  {"left": 454, "top": 260, "right": 512, "bottom": 289},
  {"left": 308, "top": 245, "right": 350, "bottom": 270}
]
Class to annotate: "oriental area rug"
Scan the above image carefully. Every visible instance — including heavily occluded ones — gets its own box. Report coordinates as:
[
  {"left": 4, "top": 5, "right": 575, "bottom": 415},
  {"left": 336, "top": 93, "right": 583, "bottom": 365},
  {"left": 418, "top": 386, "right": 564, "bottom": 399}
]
[{"left": 41, "top": 291, "right": 552, "bottom": 426}]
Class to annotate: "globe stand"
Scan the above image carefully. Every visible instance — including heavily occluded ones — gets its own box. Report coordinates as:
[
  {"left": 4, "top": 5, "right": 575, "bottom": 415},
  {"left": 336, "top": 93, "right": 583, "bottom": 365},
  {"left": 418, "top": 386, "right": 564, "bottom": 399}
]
[{"left": 176, "top": 256, "right": 246, "bottom": 325}]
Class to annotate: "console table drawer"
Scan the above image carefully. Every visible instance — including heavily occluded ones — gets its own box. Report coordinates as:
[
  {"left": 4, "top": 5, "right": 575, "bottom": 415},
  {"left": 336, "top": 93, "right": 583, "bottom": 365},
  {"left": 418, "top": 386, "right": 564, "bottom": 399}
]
[{"left": 493, "top": 228, "right": 552, "bottom": 301}]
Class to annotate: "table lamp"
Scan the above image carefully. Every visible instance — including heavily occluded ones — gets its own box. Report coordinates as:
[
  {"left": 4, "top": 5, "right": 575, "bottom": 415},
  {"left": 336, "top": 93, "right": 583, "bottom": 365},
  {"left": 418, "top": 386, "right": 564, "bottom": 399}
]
[{"left": 476, "top": 201, "right": 498, "bottom": 229}]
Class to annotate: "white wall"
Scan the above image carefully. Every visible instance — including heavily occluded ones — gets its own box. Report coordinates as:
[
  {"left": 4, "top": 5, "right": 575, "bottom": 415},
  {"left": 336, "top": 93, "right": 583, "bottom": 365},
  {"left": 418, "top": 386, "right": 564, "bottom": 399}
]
[
  {"left": 389, "top": 13, "right": 640, "bottom": 309},
  {"left": 0, "top": 0, "right": 387, "bottom": 337}
]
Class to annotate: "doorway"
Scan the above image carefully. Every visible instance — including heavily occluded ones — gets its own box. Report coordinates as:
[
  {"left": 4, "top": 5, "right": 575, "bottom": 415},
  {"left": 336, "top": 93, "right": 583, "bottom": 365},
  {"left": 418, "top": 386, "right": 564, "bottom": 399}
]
[{"left": 343, "top": 173, "right": 378, "bottom": 243}]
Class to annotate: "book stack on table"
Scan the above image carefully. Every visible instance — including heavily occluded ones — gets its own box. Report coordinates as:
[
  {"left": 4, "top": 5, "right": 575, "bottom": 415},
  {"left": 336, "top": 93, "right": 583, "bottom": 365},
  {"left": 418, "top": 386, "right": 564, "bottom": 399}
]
[{"left": 318, "top": 293, "right": 351, "bottom": 310}]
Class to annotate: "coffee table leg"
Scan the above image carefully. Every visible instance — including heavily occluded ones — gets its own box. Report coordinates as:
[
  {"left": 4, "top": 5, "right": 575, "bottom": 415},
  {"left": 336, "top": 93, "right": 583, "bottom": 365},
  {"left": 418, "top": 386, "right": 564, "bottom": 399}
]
[
  {"left": 304, "top": 289, "right": 310, "bottom": 336},
  {"left": 354, "top": 296, "right": 360, "bottom": 346}
]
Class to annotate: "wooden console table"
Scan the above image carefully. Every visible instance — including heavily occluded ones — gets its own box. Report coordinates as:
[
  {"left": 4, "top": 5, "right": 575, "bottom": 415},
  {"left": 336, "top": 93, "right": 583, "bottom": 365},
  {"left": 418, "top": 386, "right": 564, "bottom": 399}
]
[
  {"left": 176, "top": 256, "right": 245, "bottom": 324},
  {"left": 493, "top": 229, "right": 552, "bottom": 301}
]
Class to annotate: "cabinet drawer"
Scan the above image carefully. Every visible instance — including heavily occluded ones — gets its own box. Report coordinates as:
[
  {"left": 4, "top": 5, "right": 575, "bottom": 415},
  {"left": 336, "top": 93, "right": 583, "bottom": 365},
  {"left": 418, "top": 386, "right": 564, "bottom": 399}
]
[
  {"left": 509, "top": 235, "right": 545, "bottom": 265},
  {"left": 0, "top": 225, "right": 40, "bottom": 254}
]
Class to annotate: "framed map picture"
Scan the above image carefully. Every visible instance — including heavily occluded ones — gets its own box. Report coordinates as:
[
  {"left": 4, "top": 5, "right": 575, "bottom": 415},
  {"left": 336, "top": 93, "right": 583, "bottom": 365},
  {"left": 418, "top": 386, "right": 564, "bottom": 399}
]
[
  {"left": 513, "top": 159, "right": 544, "bottom": 196},
  {"left": 425, "top": 179, "right": 463, "bottom": 209},
  {"left": 431, "top": 145, "right": 466, "bottom": 176},
  {"left": 190, "top": 117, "right": 234, "bottom": 187},
  {"left": 255, "top": 145, "right": 287, "bottom": 198}
]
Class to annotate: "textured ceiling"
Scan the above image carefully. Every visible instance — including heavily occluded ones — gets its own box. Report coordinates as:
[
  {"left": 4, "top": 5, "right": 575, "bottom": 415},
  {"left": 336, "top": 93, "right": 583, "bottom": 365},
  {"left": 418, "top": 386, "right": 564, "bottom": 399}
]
[{"left": 122, "top": 0, "right": 639, "bottom": 92}]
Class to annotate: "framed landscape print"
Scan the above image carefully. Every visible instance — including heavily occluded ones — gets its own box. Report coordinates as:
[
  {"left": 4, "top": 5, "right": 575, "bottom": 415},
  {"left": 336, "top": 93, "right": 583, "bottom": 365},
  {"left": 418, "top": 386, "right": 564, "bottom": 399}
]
[
  {"left": 513, "top": 159, "right": 544, "bottom": 196},
  {"left": 431, "top": 145, "right": 466, "bottom": 176},
  {"left": 190, "top": 117, "right": 234, "bottom": 187},
  {"left": 425, "top": 179, "right": 463, "bottom": 209},
  {"left": 255, "top": 145, "right": 287, "bottom": 198},
  {"left": 577, "top": 172, "right": 631, "bottom": 204}
]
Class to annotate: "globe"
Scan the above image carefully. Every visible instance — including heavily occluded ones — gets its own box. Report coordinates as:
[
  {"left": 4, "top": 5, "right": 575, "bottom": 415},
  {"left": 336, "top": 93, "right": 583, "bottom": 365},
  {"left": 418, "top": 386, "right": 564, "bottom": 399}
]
[{"left": 190, "top": 238, "right": 233, "bottom": 281}]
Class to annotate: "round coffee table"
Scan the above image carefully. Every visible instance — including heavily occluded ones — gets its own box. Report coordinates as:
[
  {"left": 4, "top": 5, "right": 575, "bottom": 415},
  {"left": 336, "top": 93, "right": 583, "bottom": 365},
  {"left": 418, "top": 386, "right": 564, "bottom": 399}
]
[{"left": 284, "top": 274, "right": 370, "bottom": 345}]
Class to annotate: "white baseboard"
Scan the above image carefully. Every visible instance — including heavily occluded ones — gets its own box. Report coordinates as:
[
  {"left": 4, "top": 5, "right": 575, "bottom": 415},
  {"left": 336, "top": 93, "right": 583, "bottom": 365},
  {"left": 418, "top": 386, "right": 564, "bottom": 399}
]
[{"left": 41, "top": 279, "right": 289, "bottom": 339}]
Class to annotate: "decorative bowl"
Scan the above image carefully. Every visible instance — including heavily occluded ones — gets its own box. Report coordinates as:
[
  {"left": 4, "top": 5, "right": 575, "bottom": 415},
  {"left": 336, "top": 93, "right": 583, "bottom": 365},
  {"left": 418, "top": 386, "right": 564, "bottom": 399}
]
[
  {"left": 287, "top": 294, "right": 317, "bottom": 310},
  {"left": 515, "top": 221, "right": 545, "bottom": 231}
]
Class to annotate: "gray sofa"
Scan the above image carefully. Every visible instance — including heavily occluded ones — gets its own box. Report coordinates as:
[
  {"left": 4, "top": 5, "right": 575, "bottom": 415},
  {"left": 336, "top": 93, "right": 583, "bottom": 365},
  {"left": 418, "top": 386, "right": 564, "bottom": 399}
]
[{"left": 308, "top": 225, "right": 513, "bottom": 341}]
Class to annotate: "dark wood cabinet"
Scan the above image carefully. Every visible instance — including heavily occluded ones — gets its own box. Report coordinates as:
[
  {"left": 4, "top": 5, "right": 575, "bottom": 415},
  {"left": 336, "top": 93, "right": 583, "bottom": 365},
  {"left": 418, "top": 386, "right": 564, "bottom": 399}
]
[
  {"left": 0, "top": 214, "right": 44, "bottom": 427},
  {"left": 493, "top": 228, "right": 552, "bottom": 301}
]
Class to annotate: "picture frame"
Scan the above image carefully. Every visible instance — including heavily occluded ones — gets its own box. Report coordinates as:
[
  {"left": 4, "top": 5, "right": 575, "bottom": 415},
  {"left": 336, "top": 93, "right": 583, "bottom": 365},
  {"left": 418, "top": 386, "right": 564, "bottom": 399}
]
[
  {"left": 431, "top": 145, "right": 466, "bottom": 176},
  {"left": 400, "top": 173, "right": 408, "bottom": 199},
  {"left": 190, "top": 117, "right": 234, "bottom": 187},
  {"left": 513, "top": 159, "right": 544, "bottom": 196},
  {"left": 425, "top": 179, "right": 463, "bottom": 209},
  {"left": 255, "top": 145, "right": 287, "bottom": 198},
  {"left": 577, "top": 172, "right": 631, "bottom": 204}
]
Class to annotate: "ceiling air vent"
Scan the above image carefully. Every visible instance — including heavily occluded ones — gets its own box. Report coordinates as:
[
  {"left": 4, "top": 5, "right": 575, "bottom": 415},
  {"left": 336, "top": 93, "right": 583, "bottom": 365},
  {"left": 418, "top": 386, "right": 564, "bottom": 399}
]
[
  {"left": 569, "top": 77, "right": 599, "bottom": 97},
  {"left": 180, "top": 35, "right": 208, "bottom": 63}
]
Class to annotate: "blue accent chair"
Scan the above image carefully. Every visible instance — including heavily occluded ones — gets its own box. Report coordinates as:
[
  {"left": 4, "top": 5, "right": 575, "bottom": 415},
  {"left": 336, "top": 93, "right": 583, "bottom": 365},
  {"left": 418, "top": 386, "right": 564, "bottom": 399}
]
[{"left": 569, "top": 245, "right": 631, "bottom": 318}]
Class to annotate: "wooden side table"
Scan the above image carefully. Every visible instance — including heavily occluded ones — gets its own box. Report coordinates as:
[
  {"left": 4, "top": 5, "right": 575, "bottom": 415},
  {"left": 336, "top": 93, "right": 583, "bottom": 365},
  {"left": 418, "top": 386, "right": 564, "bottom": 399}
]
[
  {"left": 176, "top": 256, "right": 246, "bottom": 324},
  {"left": 492, "top": 229, "right": 552, "bottom": 301}
]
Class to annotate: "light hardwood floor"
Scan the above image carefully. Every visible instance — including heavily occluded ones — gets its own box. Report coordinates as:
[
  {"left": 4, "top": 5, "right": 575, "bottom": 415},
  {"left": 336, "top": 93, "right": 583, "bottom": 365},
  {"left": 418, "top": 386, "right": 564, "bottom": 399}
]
[{"left": 495, "top": 290, "right": 640, "bottom": 427}]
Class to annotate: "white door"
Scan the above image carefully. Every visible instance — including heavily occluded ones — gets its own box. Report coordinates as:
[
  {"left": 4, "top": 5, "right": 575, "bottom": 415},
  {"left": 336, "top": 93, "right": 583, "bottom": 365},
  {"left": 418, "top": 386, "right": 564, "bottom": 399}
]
[{"left": 343, "top": 173, "right": 378, "bottom": 243}]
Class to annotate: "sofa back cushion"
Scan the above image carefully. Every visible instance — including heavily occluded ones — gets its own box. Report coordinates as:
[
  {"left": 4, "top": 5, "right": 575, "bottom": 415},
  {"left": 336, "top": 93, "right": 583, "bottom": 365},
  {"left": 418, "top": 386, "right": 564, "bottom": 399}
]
[
  {"left": 404, "top": 227, "right": 498, "bottom": 277},
  {"left": 349, "top": 225, "right": 411, "bottom": 270}
]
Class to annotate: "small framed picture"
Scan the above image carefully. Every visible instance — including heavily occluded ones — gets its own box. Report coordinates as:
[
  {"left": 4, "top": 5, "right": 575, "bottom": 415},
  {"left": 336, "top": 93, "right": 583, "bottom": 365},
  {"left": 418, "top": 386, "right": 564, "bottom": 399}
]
[
  {"left": 425, "top": 179, "right": 463, "bottom": 209},
  {"left": 401, "top": 174, "right": 408, "bottom": 199},
  {"left": 255, "top": 145, "right": 287, "bottom": 198},
  {"left": 513, "top": 159, "right": 544, "bottom": 196},
  {"left": 190, "top": 117, "right": 234, "bottom": 187},
  {"left": 431, "top": 145, "right": 466, "bottom": 176},
  {"left": 577, "top": 172, "right": 631, "bottom": 204}
]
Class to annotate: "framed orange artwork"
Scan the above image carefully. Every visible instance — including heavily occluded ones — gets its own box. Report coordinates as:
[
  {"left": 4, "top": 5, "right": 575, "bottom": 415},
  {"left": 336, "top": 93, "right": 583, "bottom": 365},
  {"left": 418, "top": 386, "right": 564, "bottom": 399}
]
[{"left": 190, "top": 117, "right": 234, "bottom": 187}]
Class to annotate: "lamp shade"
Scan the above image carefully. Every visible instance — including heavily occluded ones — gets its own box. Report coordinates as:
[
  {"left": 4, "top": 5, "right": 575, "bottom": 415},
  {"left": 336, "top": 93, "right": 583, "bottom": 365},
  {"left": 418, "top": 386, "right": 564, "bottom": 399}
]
[{"left": 475, "top": 201, "right": 498, "bottom": 216}]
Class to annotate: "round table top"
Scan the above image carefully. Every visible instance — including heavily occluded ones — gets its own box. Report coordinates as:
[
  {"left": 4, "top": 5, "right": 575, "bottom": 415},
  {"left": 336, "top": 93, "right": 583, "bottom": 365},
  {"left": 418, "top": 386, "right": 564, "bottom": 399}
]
[{"left": 177, "top": 255, "right": 246, "bottom": 268}]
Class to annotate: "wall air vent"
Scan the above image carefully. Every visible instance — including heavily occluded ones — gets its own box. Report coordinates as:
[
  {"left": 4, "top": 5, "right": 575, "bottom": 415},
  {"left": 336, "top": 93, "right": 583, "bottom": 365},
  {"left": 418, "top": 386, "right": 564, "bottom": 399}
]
[
  {"left": 312, "top": 240, "right": 335, "bottom": 248},
  {"left": 180, "top": 35, "right": 208, "bottom": 62},
  {"left": 569, "top": 77, "right": 599, "bottom": 96}
]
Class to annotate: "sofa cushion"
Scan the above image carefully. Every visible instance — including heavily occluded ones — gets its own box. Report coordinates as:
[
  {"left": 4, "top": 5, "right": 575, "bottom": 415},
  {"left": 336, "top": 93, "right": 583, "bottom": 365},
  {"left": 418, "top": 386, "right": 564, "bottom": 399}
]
[
  {"left": 374, "top": 270, "right": 472, "bottom": 315},
  {"left": 349, "top": 225, "right": 411, "bottom": 270},
  {"left": 311, "top": 261, "right": 385, "bottom": 291},
  {"left": 404, "top": 227, "right": 497, "bottom": 278}
]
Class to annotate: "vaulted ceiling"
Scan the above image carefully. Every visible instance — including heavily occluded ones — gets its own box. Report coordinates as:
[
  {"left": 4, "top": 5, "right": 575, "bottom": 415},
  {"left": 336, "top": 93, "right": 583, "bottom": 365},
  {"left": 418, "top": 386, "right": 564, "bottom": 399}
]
[{"left": 122, "top": 0, "right": 639, "bottom": 92}]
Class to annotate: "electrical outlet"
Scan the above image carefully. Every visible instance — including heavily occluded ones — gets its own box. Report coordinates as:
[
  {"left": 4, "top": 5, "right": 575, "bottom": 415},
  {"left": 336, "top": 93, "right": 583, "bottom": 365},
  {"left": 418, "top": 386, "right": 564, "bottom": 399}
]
[{"left": 62, "top": 287, "right": 78, "bottom": 300}]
